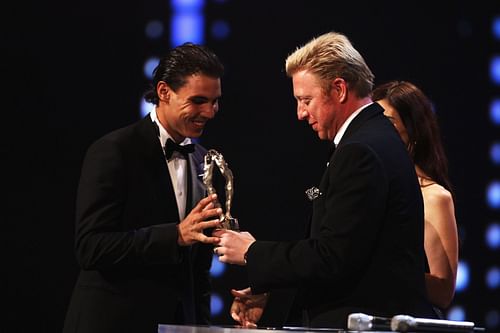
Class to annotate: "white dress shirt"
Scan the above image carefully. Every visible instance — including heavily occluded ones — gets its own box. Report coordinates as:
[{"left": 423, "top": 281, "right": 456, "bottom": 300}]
[
  {"left": 150, "top": 110, "right": 192, "bottom": 221},
  {"left": 326, "top": 102, "right": 373, "bottom": 167}
]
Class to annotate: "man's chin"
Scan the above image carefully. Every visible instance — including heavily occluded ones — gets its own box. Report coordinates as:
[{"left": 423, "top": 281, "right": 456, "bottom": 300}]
[
  {"left": 186, "top": 129, "right": 203, "bottom": 139},
  {"left": 317, "top": 132, "right": 328, "bottom": 140}
]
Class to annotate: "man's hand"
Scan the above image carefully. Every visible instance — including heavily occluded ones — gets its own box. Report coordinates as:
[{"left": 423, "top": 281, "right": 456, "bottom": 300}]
[
  {"left": 230, "top": 287, "right": 268, "bottom": 328},
  {"left": 212, "top": 229, "right": 255, "bottom": 265},
  {"left": 177, "top": 194, "right": 222, "bottom": 246}
]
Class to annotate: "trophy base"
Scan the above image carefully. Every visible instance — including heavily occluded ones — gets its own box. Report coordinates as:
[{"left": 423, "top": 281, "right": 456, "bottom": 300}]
[{"left": 221, "top": 217, "right": 239, "bottom": 231}]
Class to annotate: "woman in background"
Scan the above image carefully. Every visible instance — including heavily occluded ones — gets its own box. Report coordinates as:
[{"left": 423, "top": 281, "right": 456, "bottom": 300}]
[{"left": 372, "top": 81, "right": 459, "bottom": 315}]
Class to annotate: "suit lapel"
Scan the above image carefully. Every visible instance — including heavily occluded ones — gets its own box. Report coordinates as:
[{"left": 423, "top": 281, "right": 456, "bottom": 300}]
[
  {"left": 310, "top": 103, "right": 384, "bottom": 238},
  {"left": 136, "top": 116, "right": 179, "bottom": 221},
  {"left": 187, "top": 146, "right": 207, "bottom": 213},
  {"left": 185, "top": 146, "right": 208, "bottom": 323},
  {"left": 338, "top": 102, "right": 384, "bottom": 146}
]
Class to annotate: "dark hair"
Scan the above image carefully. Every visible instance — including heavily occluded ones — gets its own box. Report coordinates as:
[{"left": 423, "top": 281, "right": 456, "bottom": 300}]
[
  {"left": 372, "top": 81, "right": 453, "bottom": 194},
  {"left": 144, "top": 42, "right": 224, "bottom": 105}
]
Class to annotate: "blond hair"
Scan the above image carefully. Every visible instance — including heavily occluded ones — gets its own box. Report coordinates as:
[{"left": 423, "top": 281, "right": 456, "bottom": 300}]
[{"left": 285, "top": 32, "right": 374, "bottom": 97}]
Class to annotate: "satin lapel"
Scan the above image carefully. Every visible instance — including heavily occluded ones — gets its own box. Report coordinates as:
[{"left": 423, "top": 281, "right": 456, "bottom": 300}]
[
  {"left": 310, "top": 171, "right": 328, "bottom": 238},
  {"left": 136, "top": 116, "right": 178, "bottom": 221},
  {"left": 310, "top": 103, "right": 384, "bottom": 238},
  {"left": 186, "top": 146, "right": 208, "bottom": 285}
]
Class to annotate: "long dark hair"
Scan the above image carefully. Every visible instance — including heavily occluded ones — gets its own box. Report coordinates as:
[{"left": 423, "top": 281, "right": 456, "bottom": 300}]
[{"left": 372, "top": 81, "right": 453, "bottom": 194}]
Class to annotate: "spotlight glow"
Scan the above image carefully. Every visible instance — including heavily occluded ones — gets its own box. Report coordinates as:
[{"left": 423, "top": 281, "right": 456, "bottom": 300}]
[
  {"left": 491, "top": 142, "right": 500, "bottom": 164},
  {"left": 486, "top": 266, "right": 500, "bottom": 289},
  {"left": 455, "top": 261, "right": 470, "bottom": 292},
  {"left": 145, "top": 20, "right": 164, "bottom": 39},
  {"left": 211, "top": 20, "right": 230, "bottom": 40},
  {"left": 490, "top": 99, "right": 500, "bottom": 125},
  {"left": 487, "top": 181, "right": 500, "bottom": 209},
  {"left": 486, "top": 222, "right": 500, "bottom": 249},
  {"left": 493, "top": 16, "right": 500, "bottom": 40},
  {"left": 171, "top": 0, "right": 204, "bottom": 11},
  {"left": 210, "top": 253, "right": 226, "bottom": 277},
  {"left": 171, "top": 14, "right": 204, "bottom": 46},
  {"left": 143, "top": 57, "right": 159, "bottom": 79},
  {"left": 140, "top": 99, "right": 154, "bottom": 118},
  {"left": 210, "top": 293, "right": 224, "bottom": 316},
  {"left": 490, "top": 56, "right": 500, "bottom": 85},
  {"left": 447, "top": 306, "right": 466, "bottom": 321}
]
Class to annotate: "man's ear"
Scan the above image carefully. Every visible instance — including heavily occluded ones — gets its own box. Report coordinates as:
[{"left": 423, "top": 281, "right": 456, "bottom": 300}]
[
  {"left": 332, "top": 78, "right": 347, "bottom": 103},
  {"left": 157, "top": 81, "right": 171, "bottom": 102}
]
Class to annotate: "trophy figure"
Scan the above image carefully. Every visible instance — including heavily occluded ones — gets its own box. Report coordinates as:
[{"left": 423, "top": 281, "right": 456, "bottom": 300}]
[{"left": 202, "top": 149, "right": 239, "bottom": 231}]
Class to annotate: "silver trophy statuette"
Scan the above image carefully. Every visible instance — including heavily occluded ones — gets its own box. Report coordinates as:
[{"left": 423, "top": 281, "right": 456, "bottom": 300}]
[{"left": 202, "top": 149, "right": 240, "bottom": 231}]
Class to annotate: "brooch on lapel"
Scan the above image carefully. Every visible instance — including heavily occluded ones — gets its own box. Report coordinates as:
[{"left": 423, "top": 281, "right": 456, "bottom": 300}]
[{"left": 305, "top": 186, "right": 322, "bottom": 201}]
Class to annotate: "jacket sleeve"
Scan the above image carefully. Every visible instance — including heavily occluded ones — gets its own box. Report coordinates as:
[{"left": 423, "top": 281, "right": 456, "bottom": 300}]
[
  {"left": 247, "top": 143, "right": 388, "bottom": 294},
  {"left": 192, "top": 243, "right": 213, "bottom": 324},
  {"left": 74, "top": 137, "right": 182, "bottom": 270}
]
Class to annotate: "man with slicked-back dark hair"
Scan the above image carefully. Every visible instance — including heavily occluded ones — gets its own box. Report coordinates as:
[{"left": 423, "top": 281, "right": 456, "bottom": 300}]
[{"left": 63, "top": 42, "right": 225, "bottom": 333}]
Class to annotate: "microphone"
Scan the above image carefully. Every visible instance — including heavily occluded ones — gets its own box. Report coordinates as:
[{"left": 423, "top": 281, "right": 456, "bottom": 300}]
[
  {"left": 347, "top": 313, "right": 392, "bottom": 331},
  {"left": 391, "top": 314, "right": 483, "bottom": 332}
]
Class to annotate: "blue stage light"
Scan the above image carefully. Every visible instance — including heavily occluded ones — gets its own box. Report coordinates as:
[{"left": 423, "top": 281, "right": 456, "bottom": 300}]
[
  {"left": 170, "top": 0, "right": 204, "bottom": 47},
  {"left": 486, "top": 222, "right": 500, "bottom": 249},
  {"left": 211, "top": 20, "right": 230, "bottom": 40},
  {"left": 143, "top": 57, "right": 159, "bottom": 79},
  {"left": 171, "top": 0, "right": 203, "bottom": 11},
  {"left": 487, "top": 181, "right": 500, "bottom": 209},
  {"left": 140, "top": 99, "right": 154, "bottom": 118},
  {"left": 455, "top": 261, "right": 470, "bottom": 292},
  {"left": 490, "top": 56, "right": 500, "bottom": 85},
  {"left": 145, "top": 20, "right": 164, "bottom": 39},
  {"left": 210, "top": 293, "right": 224, "bottom": 316},
  {"left": 171, "top": 13, "right": 204, "bottom": 46},
  {"left": 447, "top": 305, "right": 466, "bottom": 321},
  {"left": 210, "top": 253, "right": 226, "bottom": 277},
  {"left": 493, "top": 16, "right": 500, "bottom": 40},
  {"left": 491, "top": 142, "right": 500, "bottom": 165},
  {"left": 486, "top": 266, "right": 500, "bottom": 289},
  {"left": 490, "top": 99, "right": 500, "bottom": 125}
]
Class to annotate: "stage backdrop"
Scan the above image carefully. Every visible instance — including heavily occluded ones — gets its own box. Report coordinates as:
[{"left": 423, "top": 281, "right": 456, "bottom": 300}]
[{"left": 4, "top": 0, "right": 499, "bottom": 332}]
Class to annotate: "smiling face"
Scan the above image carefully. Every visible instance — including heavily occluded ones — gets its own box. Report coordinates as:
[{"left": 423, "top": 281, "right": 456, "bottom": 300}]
[
  {"left": 377, "top": 98, "right": 409, "bottom": 146},
  {"left": 156, "top": 74, "right": 221, "bottom": 142}
]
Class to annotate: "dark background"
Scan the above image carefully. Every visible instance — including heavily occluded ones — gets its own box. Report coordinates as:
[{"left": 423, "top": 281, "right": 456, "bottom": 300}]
[{"left": 3, "top": 0, "right": 499, "bottom": 332}]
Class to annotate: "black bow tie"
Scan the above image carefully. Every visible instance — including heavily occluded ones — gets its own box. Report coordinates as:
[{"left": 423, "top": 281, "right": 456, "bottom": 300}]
[{"left": 164, "top": 138, "right": 195, "bottom": 159}]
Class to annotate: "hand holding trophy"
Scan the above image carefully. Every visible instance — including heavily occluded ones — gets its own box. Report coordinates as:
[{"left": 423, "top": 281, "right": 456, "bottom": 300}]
[
  {"left": 205, "top": 150, "right": 254, "bottom": 266},
  {"left": 202, "top": 149, "right": 240, "bottom": 231}
]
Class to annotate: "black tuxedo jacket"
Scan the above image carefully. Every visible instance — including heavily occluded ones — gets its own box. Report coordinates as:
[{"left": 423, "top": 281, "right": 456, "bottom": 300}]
[
  {"left": 63, "top": 116, "right": 211, "bottom": 333},
  {"left": 246, "top": 103, "right": 434, "bottom": 328}
]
